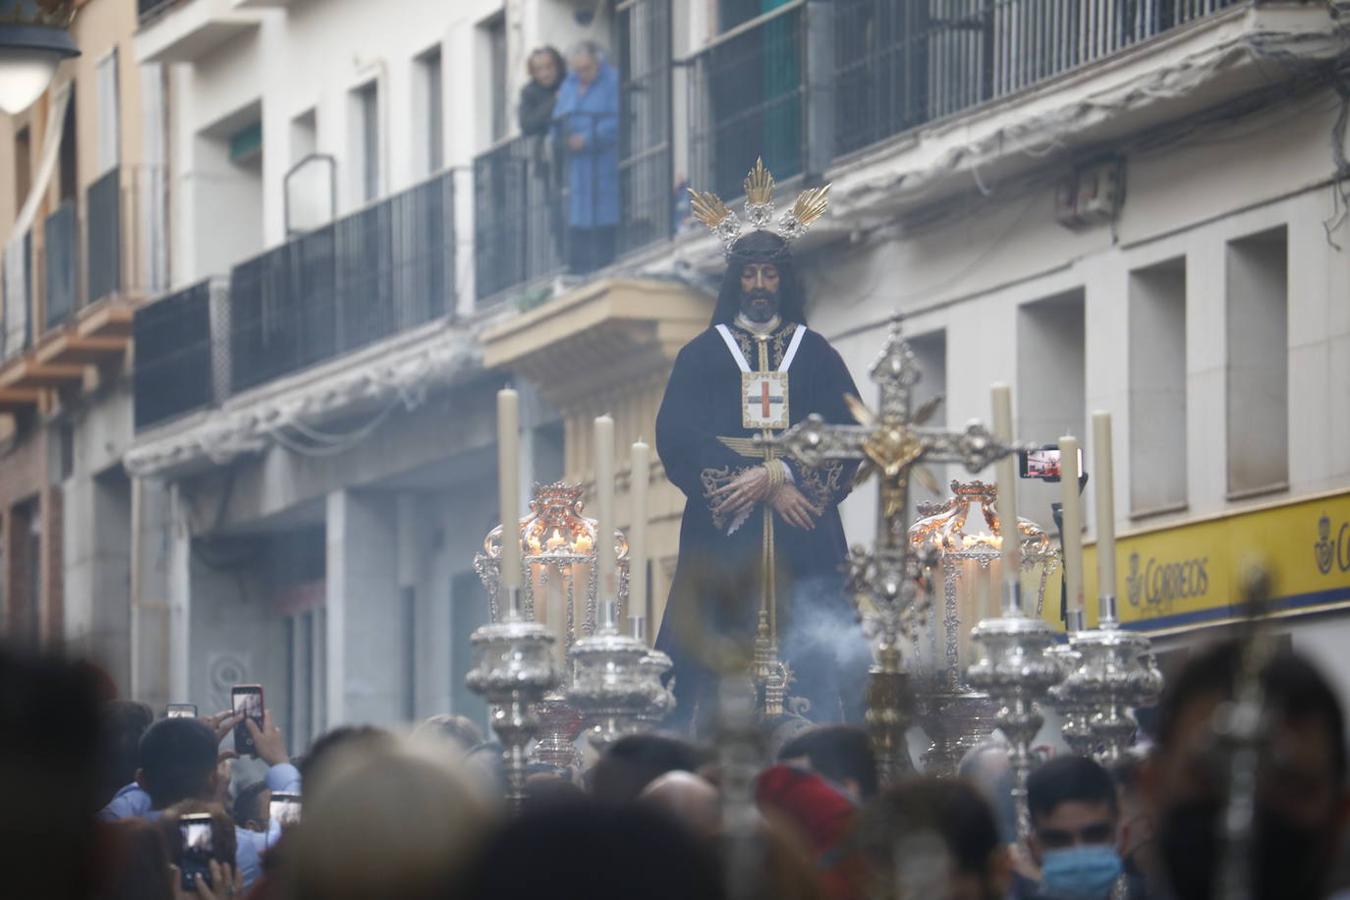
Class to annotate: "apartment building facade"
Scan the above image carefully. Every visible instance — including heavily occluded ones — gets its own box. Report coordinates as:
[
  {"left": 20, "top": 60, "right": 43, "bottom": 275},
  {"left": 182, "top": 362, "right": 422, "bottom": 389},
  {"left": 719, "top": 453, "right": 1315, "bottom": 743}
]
[
  {"left": 0, "top": 0, "right": 168, "bottom": 696},
  {"left": 3, "top": 0, "right": 1347, "bottom": 747}
]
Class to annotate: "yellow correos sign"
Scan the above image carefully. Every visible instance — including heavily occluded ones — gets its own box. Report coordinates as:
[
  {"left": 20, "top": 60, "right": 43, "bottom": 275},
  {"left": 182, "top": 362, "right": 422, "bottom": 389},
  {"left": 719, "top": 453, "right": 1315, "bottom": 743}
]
[{"left": 1073, "top": 489, "right": 1350, "bottom": 634}]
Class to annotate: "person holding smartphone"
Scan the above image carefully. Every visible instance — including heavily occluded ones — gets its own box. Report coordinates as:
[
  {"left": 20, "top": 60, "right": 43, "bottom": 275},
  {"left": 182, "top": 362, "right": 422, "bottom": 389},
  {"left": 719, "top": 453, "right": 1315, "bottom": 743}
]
[
  {"left": 159, "top": 803, "right": 241, "bottom": 900},
  {"left": 100, "top": 703, "right": 300, "bottom": 890}
]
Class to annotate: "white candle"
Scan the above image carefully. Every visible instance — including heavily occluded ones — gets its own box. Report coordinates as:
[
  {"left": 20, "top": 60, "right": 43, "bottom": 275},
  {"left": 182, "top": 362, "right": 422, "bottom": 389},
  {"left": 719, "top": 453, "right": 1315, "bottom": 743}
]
[
  {"left": 629, "top": 439, "right": 650, "bottom": 639},
  {"left": 497, "top": 389, "right": 521, "bottom": 591},
  {"left": 594, "top": 416, "right": 616, "bottom": 627},
  {"left": 976, "top": 559, "right": 993, "bottom": 622},
  {"left": 991, "top": 385, "right": 1021, "bottom": 611},
  {"left": 1092, "top": 411, "right": 1117, "bottom": 620},
  {"left": 1058, "top": 435, "right": 1084, "bottom": 631}
]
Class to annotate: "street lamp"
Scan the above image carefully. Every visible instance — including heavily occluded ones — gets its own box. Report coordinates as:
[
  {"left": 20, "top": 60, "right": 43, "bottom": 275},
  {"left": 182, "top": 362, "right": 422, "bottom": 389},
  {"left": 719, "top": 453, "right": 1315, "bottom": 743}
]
[{"left": 0, "top": 1, "right": 79, "bottom": 116}]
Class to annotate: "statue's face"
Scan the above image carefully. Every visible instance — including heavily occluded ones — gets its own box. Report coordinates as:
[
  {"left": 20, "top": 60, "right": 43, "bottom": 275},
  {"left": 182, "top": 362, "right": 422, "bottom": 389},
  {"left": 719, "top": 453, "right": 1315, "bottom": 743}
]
[{"left": 739, "top": 262, "right": 781, "bottom": 323}]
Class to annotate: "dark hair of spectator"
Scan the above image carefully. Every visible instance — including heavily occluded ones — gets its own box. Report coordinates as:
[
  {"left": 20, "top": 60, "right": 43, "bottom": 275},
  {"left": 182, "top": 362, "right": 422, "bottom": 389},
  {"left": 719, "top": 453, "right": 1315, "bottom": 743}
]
[
  {"left": 94, "top": 818, "right": 174, "bottom": 900},
  {"left": 1154, "top": 640, "right": 1347, "bottom": 781},
  {"left": 97, "top": 700, "right": 154, "bottom": 809},
  {"left": 589, "top": 733, "right": 710, "bottom": 806},
  {"left": 526, "top": 46, "right": 565, "bottom": 82},
  {"left": 0, "top": 647, "right": 103, "bottom": 900},
  {"left": 778, "top": 724, "right": 879, "bottom": 799},
  {"left": 856, "top": 777, "right": 1002, "bottom": 878},
  {"left": 413, "top": 713, "right": 485, "bottom": 751},
  {"left": 1027, "top": 755, "right": 1119, "bottom": 824},
  {"left": 298, "top": 724, "right": 395, "bottom": 790},
  {"left": 137, "top": 718, "right": 218, "bottom": 809},
  {"left": 455, "top": 800, "right": 726, "bottom": 900},
  {"left": 711, "top": 230, "right": 809, "bottom": 326},
  {"left": 232, "top": 780, "right": 270, "bottom": 827}
]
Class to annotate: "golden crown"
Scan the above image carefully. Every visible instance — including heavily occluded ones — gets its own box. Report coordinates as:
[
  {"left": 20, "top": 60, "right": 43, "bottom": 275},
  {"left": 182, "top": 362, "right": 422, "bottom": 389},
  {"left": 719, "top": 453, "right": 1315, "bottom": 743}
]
[{"left": 688, "top": 158, "right": 830, "bottom": 253}]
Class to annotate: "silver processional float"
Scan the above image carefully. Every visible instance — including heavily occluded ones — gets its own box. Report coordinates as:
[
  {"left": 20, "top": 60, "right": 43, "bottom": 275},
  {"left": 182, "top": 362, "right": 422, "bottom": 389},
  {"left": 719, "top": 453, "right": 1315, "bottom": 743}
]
[{"left": 468, "top": 400, "right": 671, "bottom": 811}]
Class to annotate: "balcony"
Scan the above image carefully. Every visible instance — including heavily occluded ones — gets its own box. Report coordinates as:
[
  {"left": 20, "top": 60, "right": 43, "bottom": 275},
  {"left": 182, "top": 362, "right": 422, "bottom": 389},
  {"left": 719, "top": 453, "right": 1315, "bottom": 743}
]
[
  {"left": 687, "top": 2, "right": 809, "bottom": 203},
  {"left": 831, "top": 0, "right": 1245, "bottom": 157},
  {"left": 43, "top": 201, "right": 78, "bottom": 330},
  {"left": 225, "top": 168, "right": 454, "bottom": 398},
  {"left": 133, "top": 279, "right": 215, "bottom": 431},
  {"left": 136, "top": 0, "right": 262, "bottom": 64},
  {"left": 473, "top": 0, "right": 674, "bottom": 302},
  {"left": 0, "top": 164, "right": 167, "bottom": 417}
]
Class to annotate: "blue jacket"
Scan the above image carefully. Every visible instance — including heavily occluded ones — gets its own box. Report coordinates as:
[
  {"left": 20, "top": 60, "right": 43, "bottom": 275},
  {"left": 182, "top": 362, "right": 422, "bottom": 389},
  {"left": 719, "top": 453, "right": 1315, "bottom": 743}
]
[
  {"left": 99, "top": 762, "right": 301, "bottom": 888},
  {"left": 552, "top": 63, "right": 620, "bottom": 229}
]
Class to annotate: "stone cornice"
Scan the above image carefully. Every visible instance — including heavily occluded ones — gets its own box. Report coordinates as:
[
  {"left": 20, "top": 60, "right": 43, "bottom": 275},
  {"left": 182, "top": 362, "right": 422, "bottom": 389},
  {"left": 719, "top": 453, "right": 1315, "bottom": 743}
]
[{"left": 481, "top": 277, "right": 713, "bottom": 409}]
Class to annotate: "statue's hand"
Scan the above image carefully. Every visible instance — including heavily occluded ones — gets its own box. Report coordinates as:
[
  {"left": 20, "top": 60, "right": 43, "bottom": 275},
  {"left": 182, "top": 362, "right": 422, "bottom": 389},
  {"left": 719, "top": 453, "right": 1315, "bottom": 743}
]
[
  {"left": 710, "top": 466, "right": 773, "bottom": 517},
  {"left": 770, "top": 483, "right": 822, "bottom": 530}
]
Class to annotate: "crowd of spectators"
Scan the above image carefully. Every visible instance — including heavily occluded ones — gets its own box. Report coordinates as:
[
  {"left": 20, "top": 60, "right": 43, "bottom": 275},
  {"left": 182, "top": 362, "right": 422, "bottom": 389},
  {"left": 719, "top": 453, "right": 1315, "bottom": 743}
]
[{"left": 2, "top": 637, "right": 1347, "bottom": 900}]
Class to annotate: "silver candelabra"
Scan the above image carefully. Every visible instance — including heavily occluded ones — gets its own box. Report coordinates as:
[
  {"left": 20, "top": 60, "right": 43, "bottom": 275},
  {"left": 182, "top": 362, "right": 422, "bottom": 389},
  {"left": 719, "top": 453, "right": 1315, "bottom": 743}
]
[
  {"left": 1057, "top": 594, "right": 1163, "bottom": 765},
  {"left": 909, "top": 481, "right": 1060, "bottom": 774},
  {"left": 465, "top": 586, "right": 558, "bottom": 812},
  {"left": 567, "top": 600, "right": 670, "bottom": 753},
  {"left": 966, "top": 580, "right": 1061, "bottom": 840}
]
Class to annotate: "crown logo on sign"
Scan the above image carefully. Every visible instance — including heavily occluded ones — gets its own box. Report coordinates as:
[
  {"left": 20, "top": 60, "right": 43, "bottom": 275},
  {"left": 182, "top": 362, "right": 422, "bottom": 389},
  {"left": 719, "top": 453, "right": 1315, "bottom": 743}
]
[{"left": 688, "top": 158, "right": 831, "bottom": 254}]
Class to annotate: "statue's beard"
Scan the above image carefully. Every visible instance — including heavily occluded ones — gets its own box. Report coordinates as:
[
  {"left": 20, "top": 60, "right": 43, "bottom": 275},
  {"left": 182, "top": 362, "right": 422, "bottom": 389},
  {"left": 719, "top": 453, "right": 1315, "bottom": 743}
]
[{"left": 741, "top": 290, "right": 779, "bottom": 323}]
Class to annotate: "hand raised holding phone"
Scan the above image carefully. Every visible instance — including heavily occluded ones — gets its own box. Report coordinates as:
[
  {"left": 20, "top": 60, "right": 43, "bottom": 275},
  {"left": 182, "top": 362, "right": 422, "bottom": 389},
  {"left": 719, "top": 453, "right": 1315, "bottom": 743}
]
[
  {"left": 244, "top": 709, "right": 290, "bottom": 766},
  {"left": 170, "top": 859, "right": 240, "bottom": 900}
]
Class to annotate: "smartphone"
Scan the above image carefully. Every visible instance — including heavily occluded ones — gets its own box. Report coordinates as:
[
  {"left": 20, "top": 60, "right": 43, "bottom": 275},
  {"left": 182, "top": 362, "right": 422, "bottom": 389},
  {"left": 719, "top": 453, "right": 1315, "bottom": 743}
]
[
  {"left": 269, "top": 791, "right": 301, "bottom": 828},
  {"left": 231, "top": 684, "right": 264, "bottom": 756},
  {"left": 178, "top": 812, "right": 214, "bottom": 890},
  {"left": 166, "top": 703, "right": 198, "bottom": 719},
  {"left": 1018, "top": 444, "right": 1085, "bottom": 483}
]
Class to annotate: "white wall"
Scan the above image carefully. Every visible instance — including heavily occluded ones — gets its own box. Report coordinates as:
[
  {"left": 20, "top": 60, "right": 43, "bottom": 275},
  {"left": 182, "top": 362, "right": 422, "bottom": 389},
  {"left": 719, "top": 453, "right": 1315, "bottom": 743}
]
[{"left": 807, "top": 90, "right": 1350, "bottom": 557}]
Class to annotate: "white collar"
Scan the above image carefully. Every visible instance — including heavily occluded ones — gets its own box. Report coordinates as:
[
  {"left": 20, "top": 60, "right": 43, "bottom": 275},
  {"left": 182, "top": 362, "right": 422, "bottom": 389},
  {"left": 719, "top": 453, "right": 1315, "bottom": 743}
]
[{"left": 733, "top": 312, "right": 782, "bottom": 336}]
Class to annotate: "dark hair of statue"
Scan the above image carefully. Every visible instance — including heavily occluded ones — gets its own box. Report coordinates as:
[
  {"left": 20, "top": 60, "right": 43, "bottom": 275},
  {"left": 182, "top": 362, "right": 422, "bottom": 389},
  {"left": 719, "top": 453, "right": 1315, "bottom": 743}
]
[{"left": 710, "top": 230, "right": 808, "bottom": 327}]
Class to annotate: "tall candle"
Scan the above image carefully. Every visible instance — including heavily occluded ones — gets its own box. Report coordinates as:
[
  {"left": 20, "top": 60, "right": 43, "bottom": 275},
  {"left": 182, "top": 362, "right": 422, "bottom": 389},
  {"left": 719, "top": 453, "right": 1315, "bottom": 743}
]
[
  {"left": 629, "top": 439, "right": 650, "bottom": 640},
  {"left": 976, "top": 559, "right": 993, "bottom": 622},
  {"left": 1092, "top": 411, "right": 1117, "bottom": 621},
  {"left": 991, "top": 384, "right": 1021, "bottom": 613},
  {"left": 1058, "top": 435, "right": 1084, "bottom": 631},
  {"left": 497, "top": 389, "right": 521, "bottom": 591},
  {"left": 594, "top": 415, "right": 616, "bottom": 628}
]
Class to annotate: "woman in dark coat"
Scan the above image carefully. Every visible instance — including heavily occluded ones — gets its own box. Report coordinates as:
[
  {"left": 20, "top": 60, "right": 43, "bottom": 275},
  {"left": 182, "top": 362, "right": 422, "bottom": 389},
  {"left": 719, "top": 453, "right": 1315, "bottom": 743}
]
[
  {"left": 519, "top": 46, "right": 565, "bottom": 136},
  {"left": 518, "top": 46, "right": 567, "bottom": 263}
]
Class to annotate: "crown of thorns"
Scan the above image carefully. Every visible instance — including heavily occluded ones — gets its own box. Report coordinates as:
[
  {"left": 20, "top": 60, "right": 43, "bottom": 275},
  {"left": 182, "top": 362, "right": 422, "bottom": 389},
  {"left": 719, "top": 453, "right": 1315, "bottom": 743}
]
[{"left": 688, "top": 158, "right": 830, "bottom": 254}]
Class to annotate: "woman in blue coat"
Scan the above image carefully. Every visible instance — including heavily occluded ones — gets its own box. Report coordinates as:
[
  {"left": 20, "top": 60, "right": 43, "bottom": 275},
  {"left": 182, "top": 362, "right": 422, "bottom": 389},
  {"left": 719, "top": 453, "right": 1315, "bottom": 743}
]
[{"left": 552, "top": 41, "right": 620, "bottom": 274}]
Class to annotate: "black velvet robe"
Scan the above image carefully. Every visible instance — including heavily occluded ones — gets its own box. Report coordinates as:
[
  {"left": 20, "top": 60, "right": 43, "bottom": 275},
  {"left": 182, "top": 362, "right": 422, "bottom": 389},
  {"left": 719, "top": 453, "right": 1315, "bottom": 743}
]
[{"left": 654, "top": 319, "right": 862, "bottom": 724}]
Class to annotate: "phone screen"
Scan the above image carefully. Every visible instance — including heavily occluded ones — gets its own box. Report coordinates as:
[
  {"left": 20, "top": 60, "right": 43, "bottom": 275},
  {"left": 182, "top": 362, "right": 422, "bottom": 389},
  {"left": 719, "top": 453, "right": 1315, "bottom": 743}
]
[
  {"left": 231, "top": 685, "right": 264, "bottom": 756},
  {"left": 269, "top": 793, "right": 301, "bottom": 828},
  {"left": 166, "top": 703, "right": 197, "bottom": 719},
  {"left": 179, "top": 814, "right": 214, "bottom": 890},
  {"left": 1018, "top": 446, "right": 1085, "bottom": 482}
]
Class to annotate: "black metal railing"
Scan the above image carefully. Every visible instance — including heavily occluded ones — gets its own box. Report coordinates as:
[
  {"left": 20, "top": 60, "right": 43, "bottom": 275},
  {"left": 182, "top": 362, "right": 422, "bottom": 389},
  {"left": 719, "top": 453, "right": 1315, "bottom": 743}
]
[
  {"left": 687, "top": 3, "right": 807, "bottom": 203},
  {"left": 134, "top": 279, "right": 214, "bottom": 431},
  {"left": 138, "top": 0, "right": 178, "bottom": 21},
  {"left": 474, "top": 111, "right": 622, "bottom": 301},
  {"left": 227, "top": 168, "right": 455, "bottom": 397},
  {"left": 617, "top": 0, "right": 675, "bottom": 258},
  {"left": 87, "top": 166, "right": 122, "bottom": 305},
  {"left": 833, "top": 0, "right": 1243, "bottom": 157},
  {"left": 1, "top": 231, "right": 33, "bottom": 361},
  {"left": 44, "top": 201, "right": 78, "bottom": 330}
]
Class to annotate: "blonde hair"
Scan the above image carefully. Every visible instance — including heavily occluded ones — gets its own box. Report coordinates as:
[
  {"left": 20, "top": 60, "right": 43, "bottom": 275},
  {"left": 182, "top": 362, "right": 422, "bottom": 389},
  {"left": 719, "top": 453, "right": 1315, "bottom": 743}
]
[{"left": 286, "top": 741, "right": 496, "bottom": 900}]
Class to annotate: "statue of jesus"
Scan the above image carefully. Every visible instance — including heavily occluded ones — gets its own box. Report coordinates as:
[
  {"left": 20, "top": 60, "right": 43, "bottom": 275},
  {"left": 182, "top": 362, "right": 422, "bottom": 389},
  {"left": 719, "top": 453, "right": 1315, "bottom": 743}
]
[{"left": 655, "top": 160, "right": 871, "bottom": 730}]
